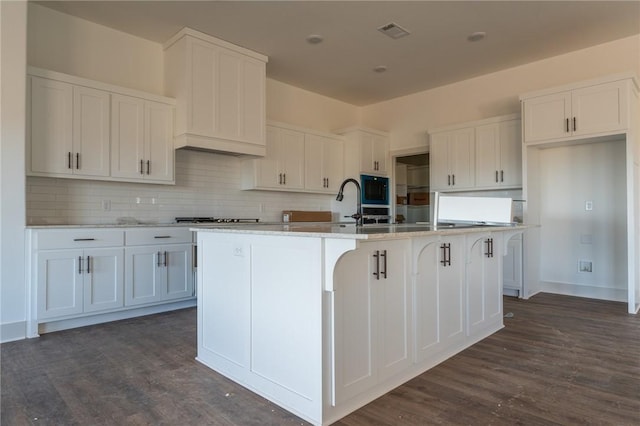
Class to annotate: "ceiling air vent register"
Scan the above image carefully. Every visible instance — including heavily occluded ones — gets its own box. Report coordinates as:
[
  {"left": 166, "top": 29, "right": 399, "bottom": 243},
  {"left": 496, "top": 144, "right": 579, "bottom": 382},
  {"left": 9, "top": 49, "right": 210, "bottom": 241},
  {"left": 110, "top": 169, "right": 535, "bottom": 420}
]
[{"left": 377, "top": 22, "right": 411, "bottom": 39}]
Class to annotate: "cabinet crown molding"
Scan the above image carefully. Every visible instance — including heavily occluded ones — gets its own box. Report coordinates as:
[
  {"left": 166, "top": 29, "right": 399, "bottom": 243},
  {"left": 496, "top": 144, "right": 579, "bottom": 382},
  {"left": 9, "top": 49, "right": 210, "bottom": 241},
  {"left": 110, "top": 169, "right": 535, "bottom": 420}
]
[
  {"left": 334, "top": 126, "right": 389, "bottom": 137},
  {"left": 27, "top": 66, "right": 176, "bottom": 105},
  {"left": 162, "top": 27, "right": 268, "bottom": 63},
  {"left": 519, "top": 72, "right": 639, "bottom": 101},
  {"left": 428, "top": 113, "right": 520, "bottom": 135}
]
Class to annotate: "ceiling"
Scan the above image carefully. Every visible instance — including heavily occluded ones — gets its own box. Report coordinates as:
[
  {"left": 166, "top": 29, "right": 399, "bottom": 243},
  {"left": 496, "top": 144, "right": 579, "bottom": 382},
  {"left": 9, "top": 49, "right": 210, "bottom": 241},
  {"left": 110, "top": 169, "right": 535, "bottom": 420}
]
[{"left": 36, "top": 1, "right": 640, "bottom": 106}]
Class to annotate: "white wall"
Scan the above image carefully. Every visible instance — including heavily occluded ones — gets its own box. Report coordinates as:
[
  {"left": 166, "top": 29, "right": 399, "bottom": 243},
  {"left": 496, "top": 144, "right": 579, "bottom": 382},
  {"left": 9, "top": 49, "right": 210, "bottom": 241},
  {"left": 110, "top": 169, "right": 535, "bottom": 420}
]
[
  {"left": 538, "top": 140, "right": 627, "bottom": 300},
  {"left": 363, "top": 35, "right": 640, "bottom": 152},
  {"left": 28, "top": 3, "right": 165, "bottom": 95},
  {"left": 1, "top": 0, "right": 28, "bottom": 342}
]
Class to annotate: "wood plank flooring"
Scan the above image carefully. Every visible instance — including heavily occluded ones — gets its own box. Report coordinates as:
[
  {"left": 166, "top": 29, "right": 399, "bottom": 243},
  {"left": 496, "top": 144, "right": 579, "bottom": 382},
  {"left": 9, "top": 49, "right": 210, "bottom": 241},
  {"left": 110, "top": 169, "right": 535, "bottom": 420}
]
[{"left": 2, "top": 293, "right": 638, "bottom": 425}]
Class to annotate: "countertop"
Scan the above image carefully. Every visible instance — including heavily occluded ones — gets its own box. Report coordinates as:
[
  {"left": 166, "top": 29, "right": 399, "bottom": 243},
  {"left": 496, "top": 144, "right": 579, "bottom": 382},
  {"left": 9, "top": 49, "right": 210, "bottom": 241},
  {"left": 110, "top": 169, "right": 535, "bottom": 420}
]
[{"left": 191, "top": 223, "right": 530, "bottom": 240}]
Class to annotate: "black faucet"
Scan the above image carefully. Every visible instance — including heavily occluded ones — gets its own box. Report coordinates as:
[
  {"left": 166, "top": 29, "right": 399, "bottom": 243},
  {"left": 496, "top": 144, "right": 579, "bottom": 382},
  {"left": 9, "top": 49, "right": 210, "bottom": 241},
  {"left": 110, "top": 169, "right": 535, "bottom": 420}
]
[{"left": 336, "top": 178, "right": 363, "bottom": 227}]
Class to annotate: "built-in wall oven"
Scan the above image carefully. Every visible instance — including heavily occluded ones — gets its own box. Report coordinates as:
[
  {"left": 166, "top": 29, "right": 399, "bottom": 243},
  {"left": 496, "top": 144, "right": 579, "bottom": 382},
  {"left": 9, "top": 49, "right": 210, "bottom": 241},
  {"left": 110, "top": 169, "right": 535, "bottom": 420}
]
[
  {"left": 360, "top": 174, "right": 389, "bottom": 205},
  {"left": 360, "top": 175, "right": 390, "bottom": 223}
]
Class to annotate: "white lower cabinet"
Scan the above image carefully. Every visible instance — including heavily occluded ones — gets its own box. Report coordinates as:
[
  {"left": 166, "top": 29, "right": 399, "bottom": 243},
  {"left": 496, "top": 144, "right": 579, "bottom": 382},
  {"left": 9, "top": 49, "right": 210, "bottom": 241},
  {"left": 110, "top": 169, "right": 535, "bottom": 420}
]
[
  {"left": 125, "top": 243, "right": 193, "bottom": 306},
  {"left": 332, "top": 239, "right": 412, "bottom": 404},
  {"left": 414, "top": 235, "right": 465, "bottom": 361},
  {"left": 466, "top": 233, "right": 503, "bottom": 337},
  {"left": 125, "top": 229, "right": 194, "bottom": 306},
  {"left": 37, "top": 247, "right": 124, "bottom": 320},
  {"left": 31, "top": 227, "right": 194, "bottom": 330}
]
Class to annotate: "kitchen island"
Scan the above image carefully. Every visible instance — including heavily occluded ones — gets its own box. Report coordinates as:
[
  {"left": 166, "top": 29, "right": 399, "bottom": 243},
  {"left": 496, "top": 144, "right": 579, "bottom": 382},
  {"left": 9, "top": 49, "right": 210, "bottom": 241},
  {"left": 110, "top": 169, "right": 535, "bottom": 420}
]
[{"left": 193, "top": 223, "right": 525, "bottom": 425}]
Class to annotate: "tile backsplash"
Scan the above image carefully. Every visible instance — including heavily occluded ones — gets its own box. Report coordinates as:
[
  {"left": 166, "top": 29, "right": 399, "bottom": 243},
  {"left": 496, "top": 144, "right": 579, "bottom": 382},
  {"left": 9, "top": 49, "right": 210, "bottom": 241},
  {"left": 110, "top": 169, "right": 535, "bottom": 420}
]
[{"left": 27, "top": 150, "right": 334, "bottom": 225}]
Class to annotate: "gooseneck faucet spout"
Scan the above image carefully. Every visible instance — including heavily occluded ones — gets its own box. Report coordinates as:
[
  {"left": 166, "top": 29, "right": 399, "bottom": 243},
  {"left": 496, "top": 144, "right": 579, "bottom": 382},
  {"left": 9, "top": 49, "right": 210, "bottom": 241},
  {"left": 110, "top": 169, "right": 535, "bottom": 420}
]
[{"left": 336, "top": 178, "right": 363, "bottom": 227}]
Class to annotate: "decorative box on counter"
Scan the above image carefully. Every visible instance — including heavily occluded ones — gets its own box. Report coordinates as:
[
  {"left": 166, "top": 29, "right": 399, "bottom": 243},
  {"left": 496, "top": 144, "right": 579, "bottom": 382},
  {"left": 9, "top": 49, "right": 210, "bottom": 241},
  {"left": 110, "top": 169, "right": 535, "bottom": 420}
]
[
  {"left": 396, "top": 196, "right": 408, "bottom": 205},
  {"left": 408, "top": 192, "right": 430, "bottom": 205},
  {"left": 282, "top": 210, "right": 333, "bottom": 222}
]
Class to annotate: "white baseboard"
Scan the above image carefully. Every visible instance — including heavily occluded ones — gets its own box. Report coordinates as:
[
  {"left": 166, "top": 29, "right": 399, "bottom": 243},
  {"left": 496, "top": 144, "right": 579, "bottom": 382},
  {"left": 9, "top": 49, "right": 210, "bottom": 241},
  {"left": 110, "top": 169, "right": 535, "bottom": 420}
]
[
  {"left": 539, "top": 281, "right": 626, "bottom": 302},
  {"left": 1, "top": 321, "right": 27, "bottom": 343},
  {"left": 38, "top": 299, "right": 196, "bottom": 335}
]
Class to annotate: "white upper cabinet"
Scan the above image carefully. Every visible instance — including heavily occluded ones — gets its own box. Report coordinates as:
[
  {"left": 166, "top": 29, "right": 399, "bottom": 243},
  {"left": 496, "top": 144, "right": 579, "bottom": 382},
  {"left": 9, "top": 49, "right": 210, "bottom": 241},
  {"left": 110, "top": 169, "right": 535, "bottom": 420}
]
[
  {"left": 244, "top": 125, "right": 305, "bottom": 191},
  {"left": 304, "top": 133, "right": 344, "bottom": 193},
  {"left": 29, "top": 77, "right": 109, "bottom": 178},
  {"left": 430, "top": 114, "right": 521, "bottom": 192},
  {"left": 27, "top": 67, "right": 176, "bottom": 184},
  {"left": 243, "top": 122, "right": 344, "bottom": 194},
  {"left": 522, "top": 77, "right": 635, "bottom": 144},
  {"left": 340, "top": 127, "right": 390, "bottom": 177},
  {"left": 475, "top": 118, "right": 522, "bottom": 189},
  {"left": 429, "top": 127, "right": 475, "bottom": 191},
  {"left": 164, "top": 28, "right": 268, "bottom": 156},
  {"left": 111, "top": 94, "right": 174, "bottom": 183}
]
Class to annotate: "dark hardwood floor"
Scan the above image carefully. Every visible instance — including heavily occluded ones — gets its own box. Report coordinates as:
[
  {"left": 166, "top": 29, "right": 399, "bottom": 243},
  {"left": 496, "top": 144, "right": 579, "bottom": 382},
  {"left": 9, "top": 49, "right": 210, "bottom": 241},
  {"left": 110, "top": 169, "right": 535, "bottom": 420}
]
[{"left": 2, "top": 293, "right": 638, "bottom": 425}]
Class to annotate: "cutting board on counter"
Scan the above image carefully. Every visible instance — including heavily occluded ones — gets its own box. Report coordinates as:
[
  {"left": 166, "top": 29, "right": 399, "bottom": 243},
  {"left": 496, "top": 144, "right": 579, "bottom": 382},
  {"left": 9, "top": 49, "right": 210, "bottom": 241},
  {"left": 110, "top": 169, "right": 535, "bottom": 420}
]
[{"left": 282, "top": 211, "right": 333, "bottom": 222}]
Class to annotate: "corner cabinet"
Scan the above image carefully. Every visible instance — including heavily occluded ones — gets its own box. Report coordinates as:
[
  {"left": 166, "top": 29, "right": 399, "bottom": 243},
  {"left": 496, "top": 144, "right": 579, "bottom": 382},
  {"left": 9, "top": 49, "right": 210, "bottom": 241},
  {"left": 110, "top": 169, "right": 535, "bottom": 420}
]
[
  {"left": 522, "top": 77, "right": 633, "bottom": 144},
  {"left": 27, "top": 67, "right": 176, "bottom": 185},
  {"left": 429, "top": 114, "right": 522, "bottom": 192},
  {"left": 164, "top": 27, "right": 268, "bottom": 156},
  {"left": 339, "top": 127, "right": 390, "bottom": 176},
  {"left": 242, "top": 122, "right": 344, "bottom": 193}
]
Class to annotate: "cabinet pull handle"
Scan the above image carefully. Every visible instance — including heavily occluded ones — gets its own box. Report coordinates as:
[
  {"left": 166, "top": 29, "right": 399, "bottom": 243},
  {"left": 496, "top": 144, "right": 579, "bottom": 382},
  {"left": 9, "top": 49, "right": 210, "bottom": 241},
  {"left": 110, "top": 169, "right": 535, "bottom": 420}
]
[
  {"left": 573, "top": 117, "right": 577, "bottom": 132},
  {"left": 164, "top": 251, "right": 168, "bottom": 267},
  {"left": 566, "top": 118, "right": 570, "bottom": 133},
  {"left": 448, "top": 175, "right": 451, "bottom": 186},
  {"left": 495, "top": 170, "right": 499, "bottom": 183},
  {"left": 154, "top": 235, "right": 171, "bottom": 239},
  {"left": 278, "top": 173, "right": 282, "bottom": 185},
  {"left": 326, "top": 177, "right": 329, "bottom": 188},
  {"left": 452, "top": 174, "right": 455, "bottom": 186},
  {"left": 485, "top": 238, "right": 494, "bottom": 258},
  {"left": 78, "top": 256, "right": 83, "bottom": 274},
  {"left": 86, "top": 256, "right": 91, "bottom": 274},
  {"left": 283, "top": 173, "right": 286, "bottom": 185},
  {"left": 157, "top": 251, "right": 162, "bottom": 267},
  {"left": 76, "top": 153, "right": 80, "bottom": 169},
  {"left": 73, "top": 238, "right": 95, "bottom": 241},
  {"left": 193, "top": 244, "right": 197, "bottom": 268},
  {"left": 440, "top": 243, "right": 451, "bottom": 267},
  {"left": 68, "top": 152, "right": 72, "bottom": 169},
  {"left": 501, "top": 170, "right": 504, "bottom": 182},
  {"left": 140, "top": 159, "right": 144, "bottom": 175},
  {"left": 373, "top": 250, "right": 380, "bottom": 280},
  {"left": 146, "top": 160, "right": 151, "bottom": 175},
  {"left": 381, "top": 249, "right": 387, "bottom": 279}
]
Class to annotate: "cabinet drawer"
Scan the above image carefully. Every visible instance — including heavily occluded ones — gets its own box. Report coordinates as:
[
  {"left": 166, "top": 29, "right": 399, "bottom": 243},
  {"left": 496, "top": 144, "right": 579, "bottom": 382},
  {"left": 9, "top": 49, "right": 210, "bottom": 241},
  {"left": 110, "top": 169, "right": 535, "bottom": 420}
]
[
  {"left": 125, "top": 228, "right": 193, "bottom": 246},
  {"left": 36, "top": 229, "right": 125, "bottom": 250}
]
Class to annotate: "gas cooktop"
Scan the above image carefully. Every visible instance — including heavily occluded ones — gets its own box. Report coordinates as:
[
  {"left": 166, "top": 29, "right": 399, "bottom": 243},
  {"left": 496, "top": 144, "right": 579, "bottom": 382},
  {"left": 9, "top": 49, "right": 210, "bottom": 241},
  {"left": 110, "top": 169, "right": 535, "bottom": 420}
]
[{"left": 175, "top": 217, "right": 260, "bottom": 224}]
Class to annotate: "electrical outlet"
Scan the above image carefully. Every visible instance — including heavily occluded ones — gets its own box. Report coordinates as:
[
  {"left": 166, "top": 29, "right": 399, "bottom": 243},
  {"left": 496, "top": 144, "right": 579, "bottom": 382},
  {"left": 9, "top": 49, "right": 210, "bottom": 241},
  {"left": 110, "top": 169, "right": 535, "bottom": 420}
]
[
  {"left": 101, "top": 200, "right": 111, "bottom": 211},
  {"left": 259, "top": 203, "right": 265, "bottom": 213},
  {"left": 233, "top": 247, "right": 244, "bottom": 257},
  {"left": 578, "top": 260, "right": 592, "bottom": 273},
  {"left": 585, "top": 201, "right": 593, "bottom": 211}
]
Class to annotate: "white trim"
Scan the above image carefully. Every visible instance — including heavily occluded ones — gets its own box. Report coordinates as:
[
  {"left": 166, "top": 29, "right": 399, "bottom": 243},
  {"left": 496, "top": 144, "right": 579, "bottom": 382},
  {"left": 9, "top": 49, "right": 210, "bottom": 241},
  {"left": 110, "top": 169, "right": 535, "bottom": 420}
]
[
  {"left": 539, "top": 281, "right": 627, "bottom": 303},
  {"left": 0, "top": 321, "right": 27, "bottom": 343},
  {"left": 519, "top": 72, "right": 639, "bottom": 100},
  {"left": 37, "top": 299, "right": 196, "bottom": 335},
  {"left": 27, "top": 66, "right": 176, "bottom": 105},
  {"left": 333, "top": 126, "right": 389, "bottom": 137},
  {"left": 162, "top": 27, "right": 268, "bottom": 63},
  {"left": 428, "top": 113, "right": 520, "bottom": 135},
  {"left": 266, "top": 120, "right": 347, "bottom": 141}
]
